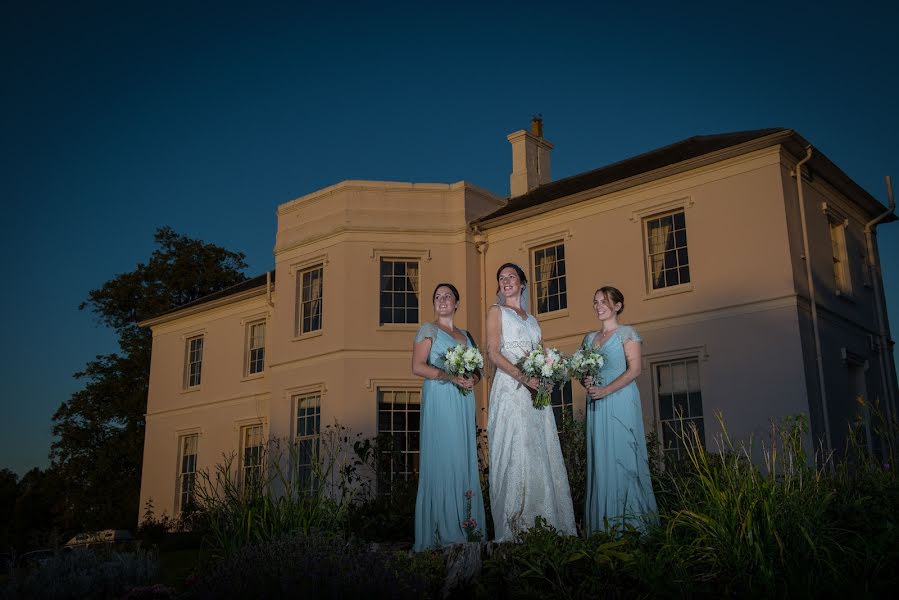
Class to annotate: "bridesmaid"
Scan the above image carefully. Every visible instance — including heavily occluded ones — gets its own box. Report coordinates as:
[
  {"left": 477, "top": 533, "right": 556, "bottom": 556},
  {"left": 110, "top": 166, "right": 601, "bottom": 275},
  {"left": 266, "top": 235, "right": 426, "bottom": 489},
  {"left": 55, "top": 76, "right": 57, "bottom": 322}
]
[
  {"left": 411, "top": 283, "right": 486, "bottom": 550},
  {"left": 582, "top": 286, "right": 657, "bottom": 534}
]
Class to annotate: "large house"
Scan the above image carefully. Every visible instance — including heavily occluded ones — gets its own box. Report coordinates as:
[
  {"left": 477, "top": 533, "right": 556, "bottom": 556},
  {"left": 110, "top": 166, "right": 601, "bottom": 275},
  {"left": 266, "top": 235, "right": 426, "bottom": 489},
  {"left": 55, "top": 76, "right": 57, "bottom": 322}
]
[{"left": 138, "top": 121, "right": 897, "bottom": 520}]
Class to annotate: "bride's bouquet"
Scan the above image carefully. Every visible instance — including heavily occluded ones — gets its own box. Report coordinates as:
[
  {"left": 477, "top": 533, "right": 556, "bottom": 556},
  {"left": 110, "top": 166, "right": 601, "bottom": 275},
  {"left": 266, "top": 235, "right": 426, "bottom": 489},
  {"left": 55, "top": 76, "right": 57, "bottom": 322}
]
[
  {"left": 567, "top": 345, "right": 605, "bottom": 386},
  {"left": 443, "top": 344, "right": 484, "bottom": 395},
  {"left": 517, "top": 345, "right": 568, "bottom": 409}
]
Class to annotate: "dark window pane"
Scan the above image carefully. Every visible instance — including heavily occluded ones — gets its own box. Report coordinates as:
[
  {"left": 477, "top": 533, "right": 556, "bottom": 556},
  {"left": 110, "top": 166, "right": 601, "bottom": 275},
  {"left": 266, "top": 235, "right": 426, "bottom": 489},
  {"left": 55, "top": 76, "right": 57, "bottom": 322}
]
[
  {"left": 408, "top": 411, "right": 420, "bottom": 431},
  {"left": 394, "top": 262, "right": 406, "bottom": 276},
  {"left": 380, "top": 260, "right": 391, "bottom": 277},
  {"left": 677, "top": 248, "right": 689, "bottom": 266},
  {"left": 409, "top": 431, "right": 420, "bottom": 450},
  {"left": 549, "top": 295, "right": 559, "bottom": 312},
  {"left": 408, "top": 308, "right": 419, "bottom": 323},
  {"left": 673, "top": 393, "right": 688, "bottom": 417},
  {"left": 688, "top": 392, "right": 703, "bottom": 418},
  {"left": 680, "top": 267, "right": 691, "bottom": 284},
  {"left": 381, "top": 274, "right": 392, "bottom": 292},
  {"left": 396, "top": 276, "right": 407, "bottom": 292},
  {"left": 661, "top": 215, "right": 674, "bottom": 229},
  {"left": 673, "top": 211, "right": 685, "bottom": 229},
  {"left": 380, "top": 308, "right": 391, "bottom": 324},
  {"left": 659, "top": 396, "right": 673, "bottom": 421},
  {"left": 556, "top": 245, "right": 565, "bottom": 259},
  {"left": 393, "top": 308, "right": 404, "bottom": 323},
  {"left": 675, "top": 230, "right": 687, "bottom": 247}
]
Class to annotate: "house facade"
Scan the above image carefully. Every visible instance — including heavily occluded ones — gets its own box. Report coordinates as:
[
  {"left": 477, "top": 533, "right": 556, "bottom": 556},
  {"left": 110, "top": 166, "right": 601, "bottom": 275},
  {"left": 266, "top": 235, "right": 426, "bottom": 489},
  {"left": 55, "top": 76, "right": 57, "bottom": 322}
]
[{"left": 138, "top": 123, "right": 897, "bottom": 520}]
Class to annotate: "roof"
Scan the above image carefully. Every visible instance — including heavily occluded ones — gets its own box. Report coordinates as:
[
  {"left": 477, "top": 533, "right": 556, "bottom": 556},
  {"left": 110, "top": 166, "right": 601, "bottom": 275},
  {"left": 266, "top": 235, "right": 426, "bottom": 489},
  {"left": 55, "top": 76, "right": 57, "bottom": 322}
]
[
  {"left": 139, "top": 271, "right": 274, "bottom": 327},
  {"left": 474, "top": 127, "right": 894, "bottom": 226}
]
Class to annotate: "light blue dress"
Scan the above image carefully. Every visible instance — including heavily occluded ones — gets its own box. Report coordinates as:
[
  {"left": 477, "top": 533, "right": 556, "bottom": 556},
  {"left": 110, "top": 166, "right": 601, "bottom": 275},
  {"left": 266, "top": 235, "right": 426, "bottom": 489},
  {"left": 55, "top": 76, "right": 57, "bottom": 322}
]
[
  {"left": 413, "top": 322, "right": 487, "bottom": 551},
  {"left": 584, "top": 326, "right": 658, "bottom": 534}
]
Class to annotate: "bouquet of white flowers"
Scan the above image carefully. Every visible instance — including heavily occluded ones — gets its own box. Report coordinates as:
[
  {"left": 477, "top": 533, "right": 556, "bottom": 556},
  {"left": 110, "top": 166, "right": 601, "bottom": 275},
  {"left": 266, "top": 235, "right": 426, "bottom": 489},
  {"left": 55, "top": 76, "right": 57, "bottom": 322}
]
[
  {"left": 443, "top": 344, "right": 484, "bottom": 395},
  {"left": 567, "top": 345, "right": 605, "bottom": 385},
  {"left": 517, "top": 345, "right": 568, "bottom": 409}
]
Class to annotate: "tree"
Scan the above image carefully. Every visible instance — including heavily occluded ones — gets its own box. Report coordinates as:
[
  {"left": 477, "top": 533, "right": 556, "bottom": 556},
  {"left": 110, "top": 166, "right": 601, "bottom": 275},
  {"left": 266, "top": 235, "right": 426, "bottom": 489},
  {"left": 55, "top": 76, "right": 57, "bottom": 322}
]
[{"left": 51, "top": 227, "right": 248, "bottom": 530}]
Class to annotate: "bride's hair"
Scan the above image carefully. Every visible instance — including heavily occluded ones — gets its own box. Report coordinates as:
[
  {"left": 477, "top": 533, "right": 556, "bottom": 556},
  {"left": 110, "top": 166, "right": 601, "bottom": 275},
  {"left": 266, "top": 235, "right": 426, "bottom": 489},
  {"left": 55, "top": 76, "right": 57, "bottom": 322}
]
[{"left": 595, "top": 286, "right": 625, "bottom": 315}]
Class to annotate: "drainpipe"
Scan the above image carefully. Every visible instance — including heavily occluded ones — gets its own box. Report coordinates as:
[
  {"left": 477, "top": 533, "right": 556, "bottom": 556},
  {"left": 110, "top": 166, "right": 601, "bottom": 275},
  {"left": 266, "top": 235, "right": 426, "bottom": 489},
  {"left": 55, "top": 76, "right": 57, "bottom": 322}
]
[
  {"left": 473, "top": 226, "right": 490, "bottom": 427},
  {"left": 266, "top": 271, "right": 274, "bottom": 307},
  {"left": 864, "top": 176, "right": 897, "bottom": 426},
  {"left": 793, "top": 146, "right": 833, "bottom": 456}
]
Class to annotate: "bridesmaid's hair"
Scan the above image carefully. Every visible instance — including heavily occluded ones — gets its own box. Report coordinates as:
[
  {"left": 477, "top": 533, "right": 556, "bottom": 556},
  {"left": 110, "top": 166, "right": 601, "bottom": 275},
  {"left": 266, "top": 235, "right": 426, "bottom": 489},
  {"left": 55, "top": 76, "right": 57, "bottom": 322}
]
[
  {"left": 595, "top": 286, "right": 625, "bottom": 315},
  {"left": 432, "top": 282, "right": 460, "bottom": 303},
  {"left": 495, "top": 262, "right": 528, "bottom": 288}
]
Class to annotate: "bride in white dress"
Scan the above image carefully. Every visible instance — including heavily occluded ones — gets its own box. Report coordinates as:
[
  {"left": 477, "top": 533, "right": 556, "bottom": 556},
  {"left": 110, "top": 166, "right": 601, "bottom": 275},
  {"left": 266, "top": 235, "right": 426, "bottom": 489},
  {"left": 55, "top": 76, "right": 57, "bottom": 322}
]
[{"left": 486, "top": 263, "right": 576, "bottom": 541}]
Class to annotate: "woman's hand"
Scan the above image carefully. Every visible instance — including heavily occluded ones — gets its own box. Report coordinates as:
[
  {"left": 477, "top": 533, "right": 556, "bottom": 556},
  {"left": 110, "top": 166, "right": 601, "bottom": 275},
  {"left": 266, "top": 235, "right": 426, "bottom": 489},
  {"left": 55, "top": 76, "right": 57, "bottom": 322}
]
[
  {"left": 587, "top": 385, "right": 607, "bottom": 400},
  {"left": 521, "top": 376, "right": 542, "bottom": 391},
  {"left": 453, "top": 374, "right": 475, "bottom": 390},
  {"left": 581, "top": 375, "right": 594, "bottom": 388}
]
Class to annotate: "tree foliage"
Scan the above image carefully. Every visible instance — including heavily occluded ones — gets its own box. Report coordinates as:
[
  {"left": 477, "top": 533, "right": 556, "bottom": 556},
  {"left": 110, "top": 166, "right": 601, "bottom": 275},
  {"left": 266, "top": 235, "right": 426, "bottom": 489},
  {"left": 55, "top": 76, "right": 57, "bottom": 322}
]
[{"left": 50, "top": 226, "right": 248, "bottom": 531}]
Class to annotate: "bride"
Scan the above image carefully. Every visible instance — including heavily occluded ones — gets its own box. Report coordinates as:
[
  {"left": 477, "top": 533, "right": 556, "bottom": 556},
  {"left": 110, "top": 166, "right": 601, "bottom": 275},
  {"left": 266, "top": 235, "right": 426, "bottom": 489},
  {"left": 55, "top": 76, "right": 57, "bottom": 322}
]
[{"left": 486, "top": 263, "right": 576, "bottom": 541}]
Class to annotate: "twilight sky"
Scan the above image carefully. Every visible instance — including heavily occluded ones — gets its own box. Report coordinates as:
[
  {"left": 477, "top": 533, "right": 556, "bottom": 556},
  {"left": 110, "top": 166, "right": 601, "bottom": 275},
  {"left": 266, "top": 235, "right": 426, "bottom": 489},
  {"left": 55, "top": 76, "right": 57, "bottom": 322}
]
[{"left": 2, "top": 0, "right": 897, "bottom": 476}]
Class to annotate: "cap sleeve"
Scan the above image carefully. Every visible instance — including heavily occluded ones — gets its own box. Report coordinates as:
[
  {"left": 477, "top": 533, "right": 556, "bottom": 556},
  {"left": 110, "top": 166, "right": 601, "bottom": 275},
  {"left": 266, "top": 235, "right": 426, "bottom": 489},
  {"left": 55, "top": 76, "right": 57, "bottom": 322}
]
[
  {"left": 619, "top": 325, "right": 642, "bottom": 344},
  {"left": 582, "top": 332, "right": 596, "bottom": 349},
  {"left": 415, "top": 322, "right": 438, "bottom": 343}
]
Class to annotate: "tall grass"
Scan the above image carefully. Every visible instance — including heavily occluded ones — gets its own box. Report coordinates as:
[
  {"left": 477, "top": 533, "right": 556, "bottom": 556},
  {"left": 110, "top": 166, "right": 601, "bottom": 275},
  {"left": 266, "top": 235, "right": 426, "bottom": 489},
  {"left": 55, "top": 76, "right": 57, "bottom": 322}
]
[
  {"left": 651, "top": 411, "right": 895, "bottom": 596},
  {"left": 190, "top": 423, "right": 372, "bottom": 558}
]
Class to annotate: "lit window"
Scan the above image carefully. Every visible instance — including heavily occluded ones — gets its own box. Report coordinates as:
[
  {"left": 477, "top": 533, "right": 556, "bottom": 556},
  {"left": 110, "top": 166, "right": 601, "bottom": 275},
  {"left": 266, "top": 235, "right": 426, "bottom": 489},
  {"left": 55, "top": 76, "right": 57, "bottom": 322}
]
[
  {"left": 294, "top": 393, "right": 321, "bottom": 492},
  {"left": 297, "top": 265, "right": 324, "bottom": 335},
  {"left": 645, "top": 210, "right": 690, "bottom": 290},
  {"left": 185, "top": 335, "right": 204, "bottom": 388},
  {"left": 379, "top": 259, "right": 420, "bottom": 325},
  {"left": 656, "top": 358, "right": 704, "bottom": 457},
  {"left": 829, "top": 218, "right": 851, "bottom": 294},
  {"left": 246, "top": 321, "right": 266, "bottom": 375},
  {"left": 532, "top": 242, "right": 568, "bottom": 314},
  {"left": 377, "top": 388, "right": 421, "bottom": 494},
  {"left": 240, "top": 424, "right": 264, "bottom": 492},
  {"left": 177, "top": 434, "right": 198, "bottom": 512}
]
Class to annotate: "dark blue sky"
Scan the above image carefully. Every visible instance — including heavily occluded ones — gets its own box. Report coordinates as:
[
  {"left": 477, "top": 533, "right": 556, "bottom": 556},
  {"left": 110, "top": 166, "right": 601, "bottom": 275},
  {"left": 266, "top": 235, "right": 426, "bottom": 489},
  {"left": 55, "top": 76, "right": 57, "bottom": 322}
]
[{"left": 2, "top": 1, "right": 897, "bottom": 475}]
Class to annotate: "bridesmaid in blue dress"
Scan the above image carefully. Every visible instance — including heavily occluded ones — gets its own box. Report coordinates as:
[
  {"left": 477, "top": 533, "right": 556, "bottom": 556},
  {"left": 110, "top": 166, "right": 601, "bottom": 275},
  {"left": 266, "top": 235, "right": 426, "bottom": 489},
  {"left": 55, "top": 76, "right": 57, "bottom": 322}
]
[
  {"left": 582, "top": 286, "right": 657, "bottom": 534},
  {"left": 411, "top": 283, "right": 486, "bottom": 551}
]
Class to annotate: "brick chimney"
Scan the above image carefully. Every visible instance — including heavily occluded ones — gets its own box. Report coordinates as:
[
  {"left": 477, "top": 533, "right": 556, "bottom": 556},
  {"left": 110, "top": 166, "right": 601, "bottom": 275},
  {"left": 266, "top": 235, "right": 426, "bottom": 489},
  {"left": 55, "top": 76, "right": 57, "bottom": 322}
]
[{"left": 507, "top": 115, "right": 553, "bottom": 197}]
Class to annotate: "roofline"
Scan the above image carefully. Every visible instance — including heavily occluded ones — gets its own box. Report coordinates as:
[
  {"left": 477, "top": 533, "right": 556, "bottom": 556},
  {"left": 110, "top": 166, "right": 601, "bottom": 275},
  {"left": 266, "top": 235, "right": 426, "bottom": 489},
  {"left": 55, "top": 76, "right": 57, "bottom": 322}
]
[
  {"left": 474, "top": 129, "right": 795, "bottom": 229},
  {"left": 473, "top": 129, "right": 894, "bottom": 229},
  {"left": 138, "top": 283, "right": 269, "bottom": 329}
]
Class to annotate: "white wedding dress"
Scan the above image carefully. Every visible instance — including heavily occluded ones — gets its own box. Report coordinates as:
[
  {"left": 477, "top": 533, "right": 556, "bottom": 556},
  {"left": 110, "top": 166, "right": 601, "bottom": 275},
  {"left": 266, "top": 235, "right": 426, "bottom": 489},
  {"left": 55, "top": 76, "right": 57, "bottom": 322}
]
[{"left": 487, "top": 305, "right": 576, "bottom": 541}]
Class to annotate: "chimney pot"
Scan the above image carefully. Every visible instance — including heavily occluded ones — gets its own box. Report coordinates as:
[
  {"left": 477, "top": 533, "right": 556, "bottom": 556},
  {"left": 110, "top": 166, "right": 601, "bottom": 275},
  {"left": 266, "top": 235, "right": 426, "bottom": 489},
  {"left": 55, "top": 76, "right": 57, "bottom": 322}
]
[{"left": 531, "top": 114, "right": 543, "bottom": 137}]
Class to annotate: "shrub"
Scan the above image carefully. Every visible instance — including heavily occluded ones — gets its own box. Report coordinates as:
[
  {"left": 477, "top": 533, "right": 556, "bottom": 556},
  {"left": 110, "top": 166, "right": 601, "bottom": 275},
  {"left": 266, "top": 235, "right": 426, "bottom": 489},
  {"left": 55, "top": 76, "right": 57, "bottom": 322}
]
[
  {"left": 5, "top": 547, "right": 159, "bottom": 600},
  {"left": 186, "top": 531, "right": 442, "bottom": 599}
]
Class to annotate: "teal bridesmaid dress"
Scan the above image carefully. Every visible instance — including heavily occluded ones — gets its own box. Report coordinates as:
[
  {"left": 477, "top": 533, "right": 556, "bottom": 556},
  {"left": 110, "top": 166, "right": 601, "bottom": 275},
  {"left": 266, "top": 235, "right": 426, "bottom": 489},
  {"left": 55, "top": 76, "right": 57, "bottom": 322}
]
[
  {"left": 413, "top": 322, "right": 486, "bottom": 551},
  {"left": 584, "top": 325, "right": 658, "bottom": 534}
]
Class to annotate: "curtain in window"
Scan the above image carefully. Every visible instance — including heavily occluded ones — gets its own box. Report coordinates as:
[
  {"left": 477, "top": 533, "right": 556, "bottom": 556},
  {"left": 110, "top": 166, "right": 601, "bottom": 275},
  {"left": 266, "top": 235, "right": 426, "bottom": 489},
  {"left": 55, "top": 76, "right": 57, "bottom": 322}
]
[
  {"left": 406, "top": 263, "right": 419, "bottom": 300},
  {"left": 536, "top": 252, "right": 555, "bottom": 309},
  {"left": 309, "top": 271, "right": 322, "bottom": 323},
  {"left": 648, "top": 221, "right": 672, "bottom": 287}
]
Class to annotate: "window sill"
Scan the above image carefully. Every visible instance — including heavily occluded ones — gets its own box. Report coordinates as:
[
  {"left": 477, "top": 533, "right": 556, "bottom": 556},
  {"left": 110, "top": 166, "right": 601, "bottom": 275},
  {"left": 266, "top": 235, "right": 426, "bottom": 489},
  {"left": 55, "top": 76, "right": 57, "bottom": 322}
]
[
  {"left": 180, "top": 386, "right": 203, "bottom": 395},
  {"left": 241, "top": 372, "right": 265, "bottom": 382},
  {"left": 292, "top": 330, "right": 323, "bottom": 342},
  {"left": 377, "top": 323, "right": 420, "bottom": 332},
  {"left": 643, "top": 283, "right": 693, "bottom": 301},
  {"left": 535, "top": 308, "right": 569, "bottom": 322},
  {"left": 835, "top": 290, "right": 856, "bottom": 303}
]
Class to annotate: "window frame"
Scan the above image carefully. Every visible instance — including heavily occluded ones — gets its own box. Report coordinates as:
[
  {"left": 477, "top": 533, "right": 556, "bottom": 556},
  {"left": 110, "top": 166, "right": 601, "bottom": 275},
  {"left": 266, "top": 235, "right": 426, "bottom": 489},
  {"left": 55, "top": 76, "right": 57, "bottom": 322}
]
[
  {"left": 245, "top": 320, "right": 266, "bottom": 377},
  {"left": 378, "top": 258, "right": 421, "bottom": 326},
  {"left": 827, "top": 215, "right": 852, "bottom": 296},
  {"left": 652, "top": 356, "right": 705, "bottom": 459},
  {"left": 184, "top": 335, "right": 204, "bottom": 389},
  {"left": 293, "top": 392, "right": 322, "bottom": 493},
  {"left": 176, "top": 433, "right": 199, "bottom": 513},
  {"left": 376, "top": 387, "right": 421, "bottom": 494},
  {"left": 643, "top": 208, "right": 691, "bottom": 294},
  {"left": 296, "top": 263, "right": 325, "bottom": 336},
  {"left": 239, "top": 423, "right": 265, "bottom": 493},
  {"left": 530, "top": 241, "right": 569, "bottom": 316}
]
